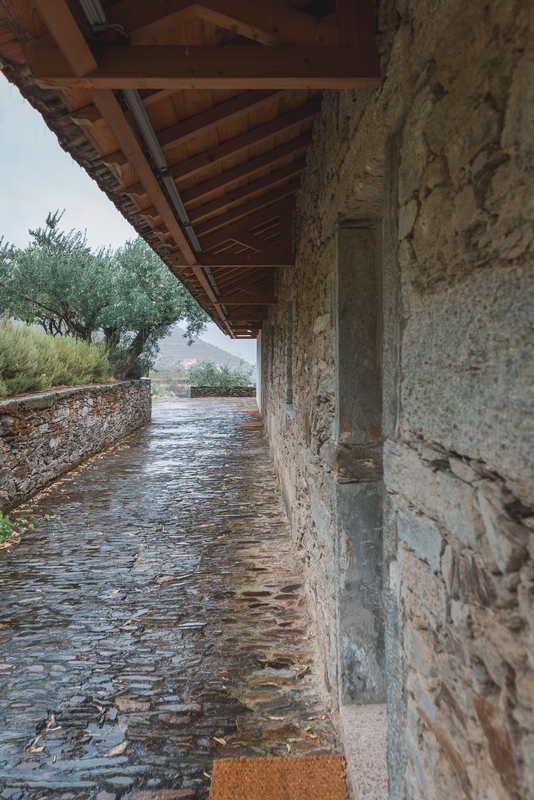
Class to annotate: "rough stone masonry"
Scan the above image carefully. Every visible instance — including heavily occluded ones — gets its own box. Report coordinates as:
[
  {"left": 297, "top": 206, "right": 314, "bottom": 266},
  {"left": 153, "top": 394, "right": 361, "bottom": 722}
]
[
  {"left": 259, "top": 0, "right": 534, "bottom": 798},
  {"left": 0, "top": 380, "right": 151, "bottom": 509}
]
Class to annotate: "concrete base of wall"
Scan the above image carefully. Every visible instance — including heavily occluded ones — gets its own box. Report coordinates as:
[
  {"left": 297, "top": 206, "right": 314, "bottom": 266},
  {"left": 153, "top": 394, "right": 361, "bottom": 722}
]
[{"left": 340, "top": 704, "right": 388, "bottom": 800}]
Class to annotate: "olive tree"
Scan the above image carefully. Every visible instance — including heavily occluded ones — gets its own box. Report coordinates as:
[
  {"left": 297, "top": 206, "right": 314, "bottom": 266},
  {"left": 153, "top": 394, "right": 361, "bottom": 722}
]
[{"left": 0, "top": 213, "right": 208, "bottom": 378}]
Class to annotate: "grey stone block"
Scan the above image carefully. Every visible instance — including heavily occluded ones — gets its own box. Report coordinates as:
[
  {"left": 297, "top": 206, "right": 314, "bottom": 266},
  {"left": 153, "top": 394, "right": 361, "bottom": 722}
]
[{"left": 397, "top": 503, "right": 443, "bottom": 573}]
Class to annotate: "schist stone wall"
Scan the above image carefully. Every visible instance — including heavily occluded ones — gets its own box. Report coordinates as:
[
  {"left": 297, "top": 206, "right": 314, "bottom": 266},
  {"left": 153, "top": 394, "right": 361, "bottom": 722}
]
[
  {"left": 260, "top": 1, "right": 534, "bottom": 798},
  {"left": 189, "top": 386, "right": 256, "bottom": 398},
  {"left": 0, "top": 380, "right": 151, "bottom": 509}
]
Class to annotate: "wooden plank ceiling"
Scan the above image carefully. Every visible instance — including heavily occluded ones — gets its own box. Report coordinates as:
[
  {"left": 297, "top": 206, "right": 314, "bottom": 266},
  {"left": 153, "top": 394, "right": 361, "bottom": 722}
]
[{"left": 0, "top": 0, "right": 380, "bottom": 338}]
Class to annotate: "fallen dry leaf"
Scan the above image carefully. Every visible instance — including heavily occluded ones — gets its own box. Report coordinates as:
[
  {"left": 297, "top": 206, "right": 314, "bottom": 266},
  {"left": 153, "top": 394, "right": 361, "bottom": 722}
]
[
  {"left": 307, "top": 714, "right": 326, "bottom": 720},
  {"left": 212, "top": 737, "right": 227, "bottom": 745},
  {"left": 107, "top": 741, "right": 129, "bottom": 756},
  {"left": 268, "top": 716, "right": 285, "bottom": 721},
  {"left": 26, "top": 736, "right": 44, "bottom": 753}
]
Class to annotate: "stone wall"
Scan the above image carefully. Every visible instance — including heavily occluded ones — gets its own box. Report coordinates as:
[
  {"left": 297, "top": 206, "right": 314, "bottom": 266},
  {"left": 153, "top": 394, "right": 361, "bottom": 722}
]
[
  {"left": 260, "top": 0, "right": 534, "bottom": 797},
  {"left": 0, "top": 380, "right": 151, "bottom": 509},
  {"left": 189, "top": 386, "right": 256, "bottom": 398}
]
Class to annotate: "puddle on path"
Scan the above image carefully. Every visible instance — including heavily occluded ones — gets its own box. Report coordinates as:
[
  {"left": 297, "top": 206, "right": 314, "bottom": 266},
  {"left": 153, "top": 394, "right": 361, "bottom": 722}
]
[{"left": 0, "top": 398, "right": 338, "bottom": 799}]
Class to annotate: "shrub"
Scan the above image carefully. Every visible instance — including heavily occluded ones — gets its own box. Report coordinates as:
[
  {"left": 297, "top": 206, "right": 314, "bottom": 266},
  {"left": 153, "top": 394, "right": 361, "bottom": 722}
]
[
  {"left": 187, "top": 359, "right": 255, "bottom": 390},
  {"left": 0, "top": 510, "right": 62, "bottom": 544},
  {"left": 0, "top": 320, "right": 110, "bottom": 397}
]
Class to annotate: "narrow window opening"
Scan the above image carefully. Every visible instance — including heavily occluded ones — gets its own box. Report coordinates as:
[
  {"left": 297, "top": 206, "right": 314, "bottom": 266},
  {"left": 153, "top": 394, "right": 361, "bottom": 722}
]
[{"left": 285, "top": 300, "right": 295, "bottom": 408}]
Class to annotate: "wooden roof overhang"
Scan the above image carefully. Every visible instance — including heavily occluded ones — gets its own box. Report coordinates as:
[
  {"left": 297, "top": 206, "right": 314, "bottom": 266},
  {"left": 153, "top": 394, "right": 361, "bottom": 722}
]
[{"left": 0, "top": 0, "right": 380, "bottom": 338}]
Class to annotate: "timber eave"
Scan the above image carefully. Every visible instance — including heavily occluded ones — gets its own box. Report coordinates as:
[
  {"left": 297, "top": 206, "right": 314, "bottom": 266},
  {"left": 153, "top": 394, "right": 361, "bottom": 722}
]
[{"left": 0, "top": 0, "right": 381, "bottom": 339}]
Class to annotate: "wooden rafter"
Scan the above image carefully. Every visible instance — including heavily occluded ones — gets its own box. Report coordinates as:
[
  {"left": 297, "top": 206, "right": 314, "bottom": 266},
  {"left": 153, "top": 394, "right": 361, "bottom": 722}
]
[
  {"left": 194, "top": 183, "right": 298, "bottom": 238},
  {"left": 200, "top": 253, "right": 293, "bottom": 267},
  {"left": 2, "top": 0, "right": 380, "bottom": 338},
  {"left": 141, "top": 158, "right": 305, "bottom": 225},
  {"left": 108, "top": 0, "right": 341, "bottom": 47},
  {"left": 199, "top": 203, "right": 294, "bottom": 251},
  {"left": 28, "top": 1, "right": 196, "bottom": 262},
  {"left": 23, "top": 41, "right": 381, "bottom": 90},
  {"left": 27, "top": 0, "right": 237, "bottom": 336},
  {"left": 187, "top": 159, "right": 306, "bottom": 224},
  {"left": 169, "top": 100, "right": 318, "bottom": 177},
  {"left": 179, "top": 133, "right": 312, "bottom": 206},
  {"left": 157, "top": 90, "right": 285, "bottom": 152},
  {"left": 122, "top": 100, "right": 321, "bottom": 197},
  {"left": 216, "top": 295, "right": 277, "bottom": 305}
]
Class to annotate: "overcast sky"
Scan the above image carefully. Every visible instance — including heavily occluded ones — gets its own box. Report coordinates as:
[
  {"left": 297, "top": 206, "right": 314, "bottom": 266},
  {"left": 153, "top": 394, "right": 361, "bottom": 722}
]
[{"left": 0, "top": 76, "right": 257, "bottom": 363}]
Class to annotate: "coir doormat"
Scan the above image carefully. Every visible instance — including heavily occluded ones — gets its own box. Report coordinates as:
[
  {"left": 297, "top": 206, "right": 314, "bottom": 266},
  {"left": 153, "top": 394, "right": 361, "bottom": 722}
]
[{"left": 209, "top": 754, "right": 349, "bottom": 800}]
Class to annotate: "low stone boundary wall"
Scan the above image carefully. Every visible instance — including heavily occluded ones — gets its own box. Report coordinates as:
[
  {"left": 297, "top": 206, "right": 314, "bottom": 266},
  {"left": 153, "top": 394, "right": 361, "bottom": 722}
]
[
  {"left": 0, "top": 379, "right": 151, "bottom": 509},
  {"left": 190, "top": 386, "right": 256, "bottom": 398}
]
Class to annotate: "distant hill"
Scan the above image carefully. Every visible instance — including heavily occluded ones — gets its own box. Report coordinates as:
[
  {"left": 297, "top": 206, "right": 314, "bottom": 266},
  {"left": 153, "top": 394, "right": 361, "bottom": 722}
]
[{"left": 154, "top": 325, "right": 253, "bottom": 369}]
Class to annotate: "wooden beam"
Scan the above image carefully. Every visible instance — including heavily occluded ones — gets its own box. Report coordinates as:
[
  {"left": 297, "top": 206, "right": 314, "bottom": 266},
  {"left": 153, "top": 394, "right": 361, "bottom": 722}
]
[
  {"left": 199, "top": 201, "right": 294, "bottom": 250},
  {"left": 128, "top": 3, "right": 198, "bottom": 44},
  {"left": 218, "top": 279, "right": 277, "bottom": 303},
  {"left": 187, "top": 159, "right": 306, "bottom": 224},
  {"left": 23, "top": 42, "right": 382, "bottom": 90},
  {"left": 67, "top": 104, "right": 102, "bottom": 127},
  {"left": 140, "top": 88, "right": 179, "bottom": 107},
  {"left": 169, "top": 101, "right": 318, "bottom": 180},
  {"left": 220, "top": 230, "right": 281, "bottom": 256},
  {"left": 28, "top": 0, "right": 233, "bottom": 337},
  {"left": 181, "top": 0, "right": 340, "bottom": 47},
  {"left": 230, "top": 311, "right": 269, "bottom": 321},
  {"left": 90, "top": 89, "right": 197, "bottom": 262},
  {"left": 123, "top": 101, "right": 320, "bottom": 197},
  {"left": 31, "top": 0, "right": 239, "bottom": 336},
  {"left": 115, "top": 0, "right": 340, "bottom": 47},
  {"left": 180, "top": 132, "right": 311, "bottom": 206},
  {"left": 337, "top": 0, "right": 375, "bottom": 49},
  {"left": 31, "top": 0, "right": 96, "bottom": 74},
  {"left": 157, "top": 89, "right": 284, "bottom": 152},
  {"left": 194, "top": 183, "right": 298, "bottom": 238},
  {"left": 169, "top": 249, "right": 293, "bottom": 267},
  {"left": 199, "top": 253, "right": 294, "bottom": 267},
  {"left": 29, "top": 0, "right": 197, "bottom": 266},
  {"left": 215, "top": 295, "right": 277, "bottom": 305}
]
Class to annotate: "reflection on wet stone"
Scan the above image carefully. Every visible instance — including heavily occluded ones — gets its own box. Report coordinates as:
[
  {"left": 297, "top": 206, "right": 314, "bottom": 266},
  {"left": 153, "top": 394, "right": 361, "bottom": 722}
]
[{"left": 0, "top": 398, "right": 337, "bottom": 799}]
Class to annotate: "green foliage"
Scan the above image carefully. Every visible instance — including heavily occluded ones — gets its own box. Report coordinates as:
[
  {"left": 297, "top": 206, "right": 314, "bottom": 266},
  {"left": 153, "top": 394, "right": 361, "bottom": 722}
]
[
  {"left": 0, "top": 213, "right": 209, "bottom": 379},
  {"left": 150, "top": 360, "right": 189, "bottom": 398},
  {"left": 151, "top": 382, "right": 177, "bottom": 398},
  {"left": 0, "top": 510, "right": 62, "bottom": 544},
  {"left": 0, "top": 320, "right": 110, "bottom": 397},
  {"left": 187, "top": 359, "right": 255, "bottom": 389}
]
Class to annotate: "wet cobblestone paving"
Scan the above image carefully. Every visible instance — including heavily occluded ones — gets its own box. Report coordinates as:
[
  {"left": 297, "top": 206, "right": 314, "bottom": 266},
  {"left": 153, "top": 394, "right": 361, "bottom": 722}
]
[{"left": 0, "top": 398, "right": 338, "bottom": 800}]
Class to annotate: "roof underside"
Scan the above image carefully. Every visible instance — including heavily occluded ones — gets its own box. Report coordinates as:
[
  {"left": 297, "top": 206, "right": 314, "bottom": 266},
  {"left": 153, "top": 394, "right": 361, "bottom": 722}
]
[{"left": 0, "top": 0, "right": 380, "bottom": 338}]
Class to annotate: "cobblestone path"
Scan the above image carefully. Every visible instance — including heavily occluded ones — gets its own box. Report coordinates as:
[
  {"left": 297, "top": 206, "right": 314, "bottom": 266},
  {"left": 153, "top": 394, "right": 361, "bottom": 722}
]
[{"left": 0, "top": 398, "right": 337, "bottom": 800}]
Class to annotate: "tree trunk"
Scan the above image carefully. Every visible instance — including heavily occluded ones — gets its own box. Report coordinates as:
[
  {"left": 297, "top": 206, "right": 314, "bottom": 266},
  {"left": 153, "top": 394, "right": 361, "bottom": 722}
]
[{"left": 114, "top": 328, "right": 150, "bottom": 380}]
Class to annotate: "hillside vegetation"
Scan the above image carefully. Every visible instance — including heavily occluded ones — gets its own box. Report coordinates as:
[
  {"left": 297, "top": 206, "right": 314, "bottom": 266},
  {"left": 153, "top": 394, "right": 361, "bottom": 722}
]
[{"left": 187, "top": 360, "right": 255, "bottom": 390}]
